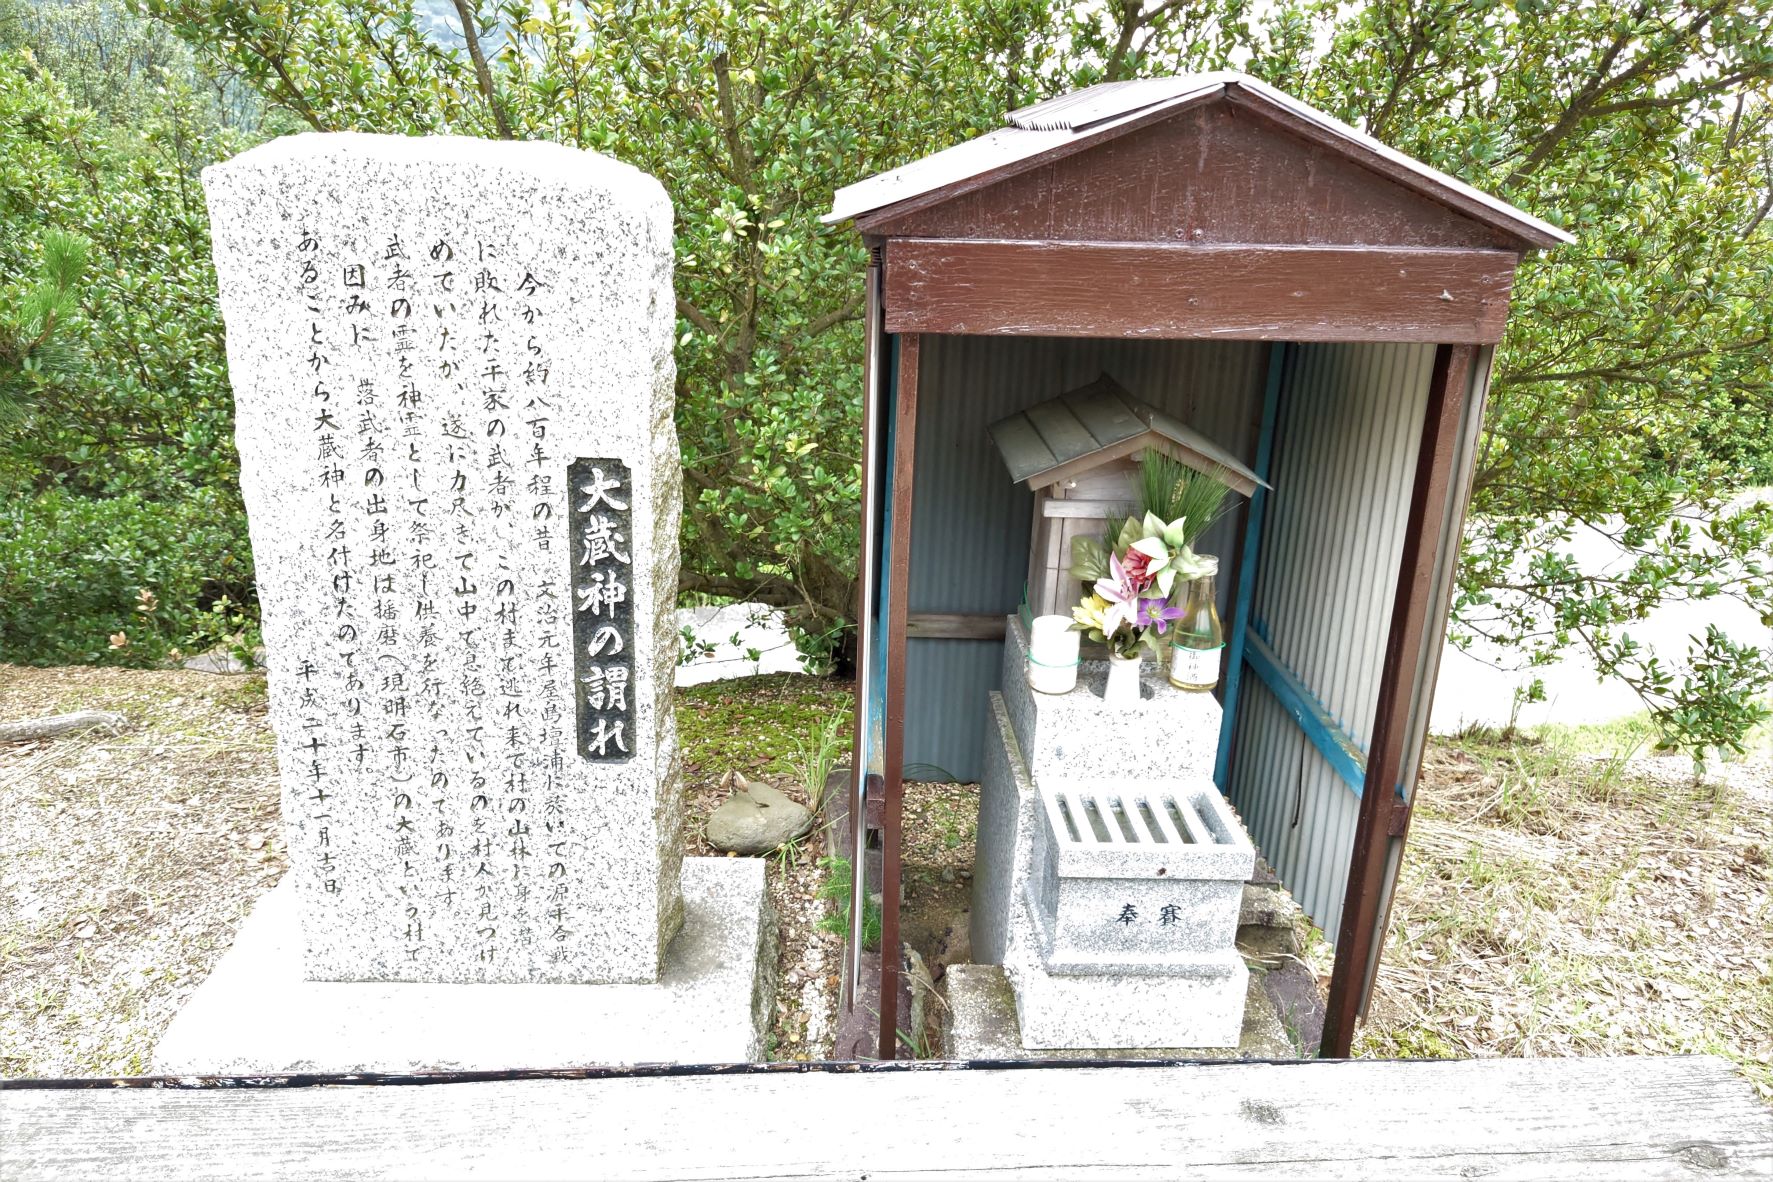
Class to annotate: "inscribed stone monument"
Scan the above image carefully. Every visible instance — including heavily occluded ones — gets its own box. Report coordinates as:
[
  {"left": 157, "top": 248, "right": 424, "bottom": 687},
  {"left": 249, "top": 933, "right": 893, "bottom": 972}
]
[{"left": 204, "top": 133, "right": 683, "bottom": 984}]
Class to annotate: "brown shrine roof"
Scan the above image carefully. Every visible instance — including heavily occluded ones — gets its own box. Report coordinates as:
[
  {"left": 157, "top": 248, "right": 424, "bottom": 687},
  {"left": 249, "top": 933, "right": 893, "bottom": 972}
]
[{"left": 824, "top": 72, "right": 1571, "bottom": 250}]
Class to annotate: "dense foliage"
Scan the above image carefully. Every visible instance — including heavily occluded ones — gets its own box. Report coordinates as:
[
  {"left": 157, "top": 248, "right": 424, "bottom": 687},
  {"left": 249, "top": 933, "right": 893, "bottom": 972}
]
[
  {"left": 0, "top": 2, "right": 283, "bottom": 662},
  {"left": 4, "top": 0, "right": 1771, "bottom": 751},
  {"left": 131, "top": 0, "right": 1041, "bottom": 667}
]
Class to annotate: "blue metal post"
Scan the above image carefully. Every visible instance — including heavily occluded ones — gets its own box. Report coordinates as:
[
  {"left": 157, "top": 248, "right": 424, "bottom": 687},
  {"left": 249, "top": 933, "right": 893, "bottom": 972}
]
[{"left": 1215, "top": 341, "right": 1287, "bottom": 791}]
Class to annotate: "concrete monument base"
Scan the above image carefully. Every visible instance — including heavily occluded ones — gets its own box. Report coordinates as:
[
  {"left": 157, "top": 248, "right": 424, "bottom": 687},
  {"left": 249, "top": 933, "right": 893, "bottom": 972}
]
[
  {"left": 944, "top": 963, "right": 1296, "bottom": 1060},
  {"left": 153, "top": 857, "right": 776, "bottom": 1074}
]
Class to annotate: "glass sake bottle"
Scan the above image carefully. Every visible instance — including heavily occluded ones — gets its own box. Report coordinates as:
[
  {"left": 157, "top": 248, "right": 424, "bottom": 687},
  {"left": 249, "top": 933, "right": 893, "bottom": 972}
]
[{"left": 1167, "top": 557, "right": 1224, "bottom": 692}]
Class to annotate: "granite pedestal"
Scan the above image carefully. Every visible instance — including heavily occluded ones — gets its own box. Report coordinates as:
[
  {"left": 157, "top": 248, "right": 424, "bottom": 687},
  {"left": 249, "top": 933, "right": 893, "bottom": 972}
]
[
  {"left": 944, "top": 963, "right": 1296, "bottom": 1061},
  {"left": 1000, "top": 614, "right": 1221, "bottom": 784},
  {"left": 153, "top": 857, "right": 776, "bottom": 1074},
  {"left": 973, "top": 693, "right": 1248, "bottom": 1049}
]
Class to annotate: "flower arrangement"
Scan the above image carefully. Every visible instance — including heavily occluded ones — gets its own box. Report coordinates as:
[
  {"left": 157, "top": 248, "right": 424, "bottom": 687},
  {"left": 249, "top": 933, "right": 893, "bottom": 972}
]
[
  {"left": 1069, "top": 510, "right": 1212, "bottom": 658},
  {"left": 1067, "top": 453, "right": 1231, "bottom": 660}
]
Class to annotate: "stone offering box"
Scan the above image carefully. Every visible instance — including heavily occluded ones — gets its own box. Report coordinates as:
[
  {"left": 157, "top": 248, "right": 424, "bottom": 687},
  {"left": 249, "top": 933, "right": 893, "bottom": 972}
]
[{"left": 1026, "top": 780, "right": 1255, "bottom": 974}]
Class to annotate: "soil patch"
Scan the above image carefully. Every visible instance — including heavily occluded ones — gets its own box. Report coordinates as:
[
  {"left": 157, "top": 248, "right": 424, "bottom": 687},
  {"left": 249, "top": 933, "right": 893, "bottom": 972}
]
[{"left": 0, "top": 665, "right": 283, "bottom": 1076}]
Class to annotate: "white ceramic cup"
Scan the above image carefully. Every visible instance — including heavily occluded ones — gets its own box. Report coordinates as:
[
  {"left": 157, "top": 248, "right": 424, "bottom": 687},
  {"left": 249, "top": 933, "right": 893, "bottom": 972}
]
[{"left": 1027, "top": 615, "right": 1081, "bottom": 694}]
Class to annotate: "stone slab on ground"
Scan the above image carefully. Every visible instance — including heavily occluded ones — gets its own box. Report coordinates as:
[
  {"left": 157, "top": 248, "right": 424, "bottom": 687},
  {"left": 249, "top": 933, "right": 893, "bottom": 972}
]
[
  {"left": 944, "top": 963, "right": 1295, "bottom": 1060},
  {"left": 967, "top": 693, "right": 1027, "bottom": 969},
  {"left": 153, "top": 858, "right": 775, "bottom": 1074}
]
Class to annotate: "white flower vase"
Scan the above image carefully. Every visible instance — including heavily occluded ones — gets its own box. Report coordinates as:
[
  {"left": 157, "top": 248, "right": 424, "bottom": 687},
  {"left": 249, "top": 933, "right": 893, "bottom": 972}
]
[{"left": 1103, "top": 651, "right": 1143, "bottom": 708}]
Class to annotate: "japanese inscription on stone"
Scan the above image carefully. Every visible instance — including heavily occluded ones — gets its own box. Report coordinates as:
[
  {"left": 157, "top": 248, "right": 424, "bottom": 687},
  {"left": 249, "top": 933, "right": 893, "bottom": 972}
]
[
  {"left": 204, "top": 134, "right": 683, "bottom": 986},
  {"left": 570, "top": 458, "right": 634, "bottom": 763}
]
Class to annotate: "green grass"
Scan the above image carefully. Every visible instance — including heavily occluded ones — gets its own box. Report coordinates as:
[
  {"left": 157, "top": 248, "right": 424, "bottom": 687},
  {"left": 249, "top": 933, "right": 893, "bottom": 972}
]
[{"left": 676, "top": 674, "right": 852, "bottom": 780}]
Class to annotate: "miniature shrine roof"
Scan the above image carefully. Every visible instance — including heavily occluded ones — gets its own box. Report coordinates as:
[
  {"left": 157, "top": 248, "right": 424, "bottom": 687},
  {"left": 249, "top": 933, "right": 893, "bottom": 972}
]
[
  {"left": 823, "top": 72, "right": 1571, "bottom": 250},
  {"left": 988, "top": 374, "right": 1266, "bottom": 496}
]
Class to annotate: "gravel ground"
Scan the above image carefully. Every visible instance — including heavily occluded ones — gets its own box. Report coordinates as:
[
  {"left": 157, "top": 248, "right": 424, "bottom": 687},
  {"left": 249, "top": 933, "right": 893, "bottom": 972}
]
[{"left": 0, "top": 664, "right": 843, "bottom": 1076}]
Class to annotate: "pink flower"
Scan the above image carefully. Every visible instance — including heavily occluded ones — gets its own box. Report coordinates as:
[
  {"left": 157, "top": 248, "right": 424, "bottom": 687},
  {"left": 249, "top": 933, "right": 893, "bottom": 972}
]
[
  {"left": 1119, "top": 545, "right": 1157, "bottom": 592},
  {"left": 1092, "top": 554, "right": 1142, "bottom": 637}
]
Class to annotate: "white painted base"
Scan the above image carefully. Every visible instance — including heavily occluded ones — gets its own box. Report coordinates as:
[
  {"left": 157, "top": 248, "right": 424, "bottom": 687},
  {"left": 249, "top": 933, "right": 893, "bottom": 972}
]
[{"left": 152, "top": 858, "right": 776, "bottom": 1074}]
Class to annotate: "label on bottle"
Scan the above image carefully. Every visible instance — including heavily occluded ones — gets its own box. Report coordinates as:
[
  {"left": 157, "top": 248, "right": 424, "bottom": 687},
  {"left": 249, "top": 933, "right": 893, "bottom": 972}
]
[{"left": 1168, "top": 642, "right": 1224, "bottom": 687}]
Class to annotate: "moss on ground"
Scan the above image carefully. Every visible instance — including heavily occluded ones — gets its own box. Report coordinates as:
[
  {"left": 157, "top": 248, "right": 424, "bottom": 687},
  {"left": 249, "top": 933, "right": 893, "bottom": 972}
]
[{"left": 677, "top": 674, "right": 853, "bottom": 782}]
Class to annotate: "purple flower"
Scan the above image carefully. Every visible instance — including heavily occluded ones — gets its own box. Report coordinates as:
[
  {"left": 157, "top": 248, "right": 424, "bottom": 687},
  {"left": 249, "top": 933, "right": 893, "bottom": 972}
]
[{"left": 1135, "top": 596, "right": 1187, "bottom": 634}]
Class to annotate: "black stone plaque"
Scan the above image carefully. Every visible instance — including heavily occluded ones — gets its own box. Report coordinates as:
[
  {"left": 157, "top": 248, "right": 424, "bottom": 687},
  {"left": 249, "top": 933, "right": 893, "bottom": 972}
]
[{"left": 568, "top": 457, "right": 635, "bottom": 763}]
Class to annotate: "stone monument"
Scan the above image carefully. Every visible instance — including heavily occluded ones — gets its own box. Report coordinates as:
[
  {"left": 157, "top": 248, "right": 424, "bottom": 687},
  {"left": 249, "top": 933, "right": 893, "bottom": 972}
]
[{"left": 154, "top": 134, "right": 774, "bottom": 1072}]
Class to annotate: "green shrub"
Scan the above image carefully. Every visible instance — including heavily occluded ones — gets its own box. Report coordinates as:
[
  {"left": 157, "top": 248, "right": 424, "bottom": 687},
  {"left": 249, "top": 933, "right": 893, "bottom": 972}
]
[{"left": 0, "top": 484, "right": 253, "bottom": 666}]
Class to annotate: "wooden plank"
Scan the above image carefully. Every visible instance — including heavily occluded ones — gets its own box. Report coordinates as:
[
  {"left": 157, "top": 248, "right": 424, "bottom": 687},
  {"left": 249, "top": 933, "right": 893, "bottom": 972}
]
[
  {"left": 1030, "top": 437, "right": 1153, "bottom": 501},
  {"left": 1040, "top": 499, "right": 1125, "bottom": 520},
  {"left": 877, "top": 332, "right": 921, "bottom": 1060},
  {"left": 1220, "top": 87, "right": 1568, "bottom": 249},
  {"left": 1323, "top": 344, "right": 1474, "bottom": 1058},
  {"left": 845, "top": 87, "right": 1226, "bottom": 235},
  {"left": 883, "top": 239, "right": 1519, "bottom": 343},
  {"left": 6, "top": 1057, "right": 1769, "bottom": 1180},
  {"left": 844, "top": 254, "right": 885, "bottom": 1009},
  {"left": 1244, "top": 631, "right": 1368, "bottom": 795},
  {"left": 986, "top": 411, "right": 1058, "bottom": 485},
  {"left": 858, "top": 97, "right": 1551, "bottom": 253},
  {"left": 906, "top": 613, "right": 1007, "bottom": 641},
  {"left": 1022, "top": 399, "right": 1099, "bottom": 467},
  {"left": 1216, "top": 342, "right": 1287, "bottom": 789}
]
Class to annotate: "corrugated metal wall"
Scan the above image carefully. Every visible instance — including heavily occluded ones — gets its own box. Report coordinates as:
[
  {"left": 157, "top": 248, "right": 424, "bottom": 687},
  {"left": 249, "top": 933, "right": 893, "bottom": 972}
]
[
  {"left": 1227, "top": 342, "right": 1435, "bottom": 934},
  {"left": 904, "top": 335, "right": 1268, "bottom": 780}
]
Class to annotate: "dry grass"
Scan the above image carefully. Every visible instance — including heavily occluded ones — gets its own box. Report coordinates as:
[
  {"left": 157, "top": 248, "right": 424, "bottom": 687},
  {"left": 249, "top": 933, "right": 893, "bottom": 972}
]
[
  {"left": 1360, "top": 721, "right": 1773, "bottom": 1101},
  {"left": 13, "top": 659, "right": 1767, "bottom": 1086},
  {"left": 0, "top": 664, "right": 851, "bottom": 1076},
  {"left": 0, "top": 665, "right": 284, "bottom": 1077}
]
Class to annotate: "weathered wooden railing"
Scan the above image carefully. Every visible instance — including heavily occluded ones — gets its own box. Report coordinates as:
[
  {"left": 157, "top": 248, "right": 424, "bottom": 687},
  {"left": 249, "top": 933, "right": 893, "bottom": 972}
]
[{"left": 3, "top": 1055, "right": 1768, "bottom": 1180}]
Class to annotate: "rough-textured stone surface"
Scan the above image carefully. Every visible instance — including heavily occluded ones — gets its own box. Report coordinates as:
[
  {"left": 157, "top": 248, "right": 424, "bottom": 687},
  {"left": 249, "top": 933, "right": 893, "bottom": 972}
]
[
  {"left": 1025, "top": 777, "right": 1256, "bottom": 974},
  {"left": 1237, "top": 924, "right": 1303, "bottom": 967},
  {"left": 204, "top": 134, "right": 682, "bottom": 984},
  {"left": 944, "top": 963, "right": 1294, "bottom": 1061},
  {"left": 1240, "top": 880, "right": 1305, "bottom": 931},
  {"left": 972, "top": 697, "right": 1248, "bottom": 1048},
  {"left": 153, "top": 858, "right": 775, "bottom": 1073},
  {"left": 182, "top": 648, "right": 254, "bottom": 675},
  {"left": 1000, "top": 615, "right": 1220, "bottom": 785},
  {"left": 969, "top": 694, "right": 1032, "bottom": 968},
  {"left": 706, "top": 779, "right": 815, "bottom": 855}
]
